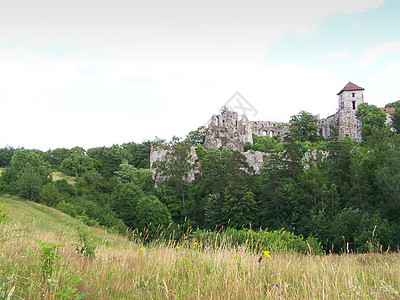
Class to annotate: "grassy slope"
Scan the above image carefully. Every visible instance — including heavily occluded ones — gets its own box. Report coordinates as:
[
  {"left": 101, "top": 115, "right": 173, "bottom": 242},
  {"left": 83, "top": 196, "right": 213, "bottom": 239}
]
[{"left": 1, "top": 196, "right": 400, "bottom": 299}]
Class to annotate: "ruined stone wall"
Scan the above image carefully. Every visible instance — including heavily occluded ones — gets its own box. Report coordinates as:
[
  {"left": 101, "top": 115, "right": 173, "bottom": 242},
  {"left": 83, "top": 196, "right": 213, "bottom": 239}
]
[
  {"left": 318, "top": 112, "right": 339, "bottom": 139},
  {"left": 204, "top": 111, "right": 289, "bottom": 151},
  {"left": 250, "top": 121, "right": 290, "bottom": 139},
  {"left": 204, "top": 111, "right": 252, "bottom": 151}
]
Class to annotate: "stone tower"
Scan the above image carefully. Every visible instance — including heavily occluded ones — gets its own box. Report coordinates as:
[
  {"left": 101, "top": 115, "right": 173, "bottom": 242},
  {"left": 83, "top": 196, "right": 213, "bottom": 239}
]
[{"left": 337, "top": 82, "right": 364, "bottom": 142}]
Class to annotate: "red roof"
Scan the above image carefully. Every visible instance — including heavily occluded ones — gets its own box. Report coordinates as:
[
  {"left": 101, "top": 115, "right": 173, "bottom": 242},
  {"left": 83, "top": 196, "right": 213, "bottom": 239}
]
[
  {"left": 337, "top": 82, "right": 364, "bottom": 95},
  {"left": 381, "top": 107, "right": 395, "bottom": 114}
]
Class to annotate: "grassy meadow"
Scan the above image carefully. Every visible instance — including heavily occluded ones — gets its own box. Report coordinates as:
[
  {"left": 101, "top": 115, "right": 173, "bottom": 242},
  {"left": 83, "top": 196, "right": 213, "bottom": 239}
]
[{"left": 1, "top": 196, "right": 399, "bottom": 299}]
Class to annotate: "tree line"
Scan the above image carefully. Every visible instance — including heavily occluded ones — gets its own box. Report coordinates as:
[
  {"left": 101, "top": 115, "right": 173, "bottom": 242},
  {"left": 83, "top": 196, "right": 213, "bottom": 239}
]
[{"left": 0, "top": 100, "right": 399, "bottom": 252}]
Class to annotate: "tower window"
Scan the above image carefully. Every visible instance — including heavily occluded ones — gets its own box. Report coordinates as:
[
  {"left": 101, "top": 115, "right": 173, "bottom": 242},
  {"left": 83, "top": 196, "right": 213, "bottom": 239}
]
[
  {"left": 352, "top": 93, "right": 355, "bottom": 97},
  {"left": 352, "top": 101, "right": 356, "bottom": 110}
]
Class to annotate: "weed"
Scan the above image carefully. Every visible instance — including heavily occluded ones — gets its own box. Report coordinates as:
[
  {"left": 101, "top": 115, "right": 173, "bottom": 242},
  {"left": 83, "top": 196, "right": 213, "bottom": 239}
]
[
  {"left": 75, "top": 227, "right": 96, "bottom": 258},
  {"left": 55, "top": 276, "right": 90, "bottom": 300},
  {"left": 35, "top": 239, "right": 63, "bottom": 280},
  {"left": 0, "top": 275, "right": 15, "bottom": 300},
  {"left": 0, "top": 204, "right": 10, "bottom": 223}
]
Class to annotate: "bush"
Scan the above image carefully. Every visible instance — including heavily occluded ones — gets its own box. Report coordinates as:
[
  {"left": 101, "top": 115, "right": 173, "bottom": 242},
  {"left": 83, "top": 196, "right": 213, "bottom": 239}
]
[
  {"left": 0, "top": 203, "right": 11, "bottom": 223},
  {"left": 39, "top": 183, "right": 63, "bottom": 207},
  {"left": 135, "top": 195, "right": 172, "bottom": 239},
  {"left": 189, "top": 228, "right": 323, "bottom": 254}
]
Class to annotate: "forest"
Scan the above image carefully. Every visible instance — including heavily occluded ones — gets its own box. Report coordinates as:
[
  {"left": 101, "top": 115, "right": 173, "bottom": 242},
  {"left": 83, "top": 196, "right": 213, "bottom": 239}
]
[{"left": 1, "top": 100, "right": 399, "bottom": 254}]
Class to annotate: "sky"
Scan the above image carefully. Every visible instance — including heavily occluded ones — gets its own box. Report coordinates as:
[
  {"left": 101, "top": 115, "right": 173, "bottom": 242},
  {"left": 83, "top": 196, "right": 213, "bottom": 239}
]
[{"left": 1, "top": 0, "right": 400, "bottom": 150}]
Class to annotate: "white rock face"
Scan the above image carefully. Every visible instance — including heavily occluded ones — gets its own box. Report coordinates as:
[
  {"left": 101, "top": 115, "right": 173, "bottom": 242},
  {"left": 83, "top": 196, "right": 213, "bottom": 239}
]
[
  {"left": 150, "top": 146, "right": 199, "bottom": 182},
  {"left": 242, "top": 150, "right": 268, "bottom": 173}
]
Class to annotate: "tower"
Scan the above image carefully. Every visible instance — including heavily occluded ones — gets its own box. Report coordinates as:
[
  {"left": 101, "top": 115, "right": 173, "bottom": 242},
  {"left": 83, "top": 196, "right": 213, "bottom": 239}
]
[{"left": 337, "top": 82, "right": 364, "bottom": 142}]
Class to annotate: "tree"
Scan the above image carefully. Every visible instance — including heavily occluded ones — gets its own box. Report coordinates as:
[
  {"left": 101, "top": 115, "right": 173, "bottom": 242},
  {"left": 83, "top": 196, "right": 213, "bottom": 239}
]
[
  {"left": 203, "top": 193, "right": 225, "bottom": 229},
  {"left": 87, "top": 145, "right": 130, "bottom": 179},
  {"left": 43, "top": 148, "right": 70, "bottom": 170},
  {"left": 10, "top": 149, "right": 52, "bottom": 180},
  {"left": 185, "top": 126, "right": 207, "bottom": 146},
  {"left": 356, "top": 103, "right": 388, "bottom": 142},
  {"left": 0, "top": 146, "right": 15, "bottom": 167},
  {"left": 61, "top": 153, "right": 98, "bottom": 177},
  {"left": 135, "top": 195, "right": 172, "bottom": 238},
  {"left": 122, "top": 138, "right": 165, "bottom": 169},
  {"left": 288, "top": 111, "right": 319, "bottom": 142},
  {"left": 114, "top": 161, "right": 154, "bottom": 193},
  {"left": 110, "top": 182, "right": 144, "bottom": 228},
  {"left": 40, "top": 183, "right": 63, "bottom": 207},
  {"left": 152, "top": 140, "right": 195, "bottom": 203},
  {"left": 17, "top": 166, "right": 43, "bottom": 201},
  {"left": 225, "top": 191, "right": 258, "bottom": 229}
]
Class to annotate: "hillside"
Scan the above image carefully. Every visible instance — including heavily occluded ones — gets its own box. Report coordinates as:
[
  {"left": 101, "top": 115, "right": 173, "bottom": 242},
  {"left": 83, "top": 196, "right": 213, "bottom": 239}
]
[{"left": 1, "top": 196, "right": 400, "bottom": 299}]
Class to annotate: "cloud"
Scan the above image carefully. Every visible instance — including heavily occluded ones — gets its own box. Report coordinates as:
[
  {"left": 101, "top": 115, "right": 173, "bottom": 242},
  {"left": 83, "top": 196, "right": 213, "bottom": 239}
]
[
  {"left": 359, "top": 41, "right": 400, "bottom": 67},
  {"left": 0, "top": 0, "right": 386, "bottom": 149},
  {"left": 320, "top": 50, "right": 349, "bottom": 62}
]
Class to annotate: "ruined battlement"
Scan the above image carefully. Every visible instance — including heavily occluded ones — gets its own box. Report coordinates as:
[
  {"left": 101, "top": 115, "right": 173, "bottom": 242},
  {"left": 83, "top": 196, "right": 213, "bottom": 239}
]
[{"left": 204, "top": 82, "right": 371, "bottom": 150}]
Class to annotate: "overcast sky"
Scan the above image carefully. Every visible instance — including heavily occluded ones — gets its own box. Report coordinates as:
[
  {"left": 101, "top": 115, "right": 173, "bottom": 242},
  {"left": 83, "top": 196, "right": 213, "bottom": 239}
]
[{"left": 1, "top": 0, "right": 399, "bottom": 150}]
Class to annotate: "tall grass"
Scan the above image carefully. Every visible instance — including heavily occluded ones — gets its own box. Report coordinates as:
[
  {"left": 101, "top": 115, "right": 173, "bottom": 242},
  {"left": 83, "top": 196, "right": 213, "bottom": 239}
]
[{"left": 1, "top": 198, "right": 399, "bottom": 299}]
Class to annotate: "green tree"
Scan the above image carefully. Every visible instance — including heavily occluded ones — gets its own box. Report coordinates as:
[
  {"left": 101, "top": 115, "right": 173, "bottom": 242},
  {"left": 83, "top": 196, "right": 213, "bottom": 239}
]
[
  {"left": 152, "top": 140, "right": 195, "bottom": 203},
  {"left": 356, "top": 103, "right": 388, "bottom": 142},
  {"left": 225, "top": 191, "right": 258, "bottom": 229},
  {"left": 203, "top": 193, "right": 225, "bottom": 229},
  {"left": 61, "top": 153, "right": 98, "bottom": 177},
  {"left": 10, "top": 149, "right": 52, "bottom": 180},
  {"left": 288, "top": 111, "right": 319, "bottom": 142},
  {"left": 87, "top": 145, "right": 130, "bottom": 179},
  {"left": 136, "top": 195, "right": 172, "bottom": 238},
  {"left": 17, "top": 166, "right": 43, "bottom": 201},
  {"left": 114, "top": 161, "right": 154, "bottom": 193},
  {"left": 185, "top": 126, "right": 207, "bottom": 146},
  {"left": 43, "top": 148, "right": 70, "bottom": 170},
  {"left": 40, "top": 183, "right": 63, "bottom": 207},
  {"left": 0, "top": 146, "right": 15, "bottom": 167},
  {"left": 376, "top": 135, "right": 400, "bottom": 221},
  {"left": 122, "top": 138, "right": 165, "bottom": 169},
  {"left": 110, "top": 182, "right": 144, "bottom": 228}
]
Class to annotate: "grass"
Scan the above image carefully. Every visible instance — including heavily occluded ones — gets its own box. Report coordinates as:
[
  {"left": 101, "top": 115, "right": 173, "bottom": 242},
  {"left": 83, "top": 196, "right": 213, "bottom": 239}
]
[
  {"left": 1, "top": 196, "right": 400, "bottom": 299},
  {"left": 52, "top": 171, "right": 75, "bottom": 185}
]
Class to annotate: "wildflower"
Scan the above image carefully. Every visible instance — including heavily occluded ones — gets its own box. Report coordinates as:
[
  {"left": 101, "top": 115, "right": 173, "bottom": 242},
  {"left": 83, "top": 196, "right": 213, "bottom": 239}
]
[
  {"left": 263, "top": 251, "right": 270, "bottom": 258},
  {"left": 272, "top": 283, "right": 275, "bottom": 287},
  {"left": 140, "top": 248, "right": 145, "bottom": 251},
  {"left": 191, "top": 261, "right": 195, "bottom": 264},
  {"left": 194, "top": 242, "right": 198, "bottom": 246},
  {"left": 176, "top": 246, "right": 180, "bottom": 249}
]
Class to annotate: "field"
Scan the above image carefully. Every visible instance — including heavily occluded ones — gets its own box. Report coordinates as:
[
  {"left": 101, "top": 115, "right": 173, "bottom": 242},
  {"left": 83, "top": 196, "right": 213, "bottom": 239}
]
[{"left": 1, "top": 196, "right": 399, "bottom": 299}]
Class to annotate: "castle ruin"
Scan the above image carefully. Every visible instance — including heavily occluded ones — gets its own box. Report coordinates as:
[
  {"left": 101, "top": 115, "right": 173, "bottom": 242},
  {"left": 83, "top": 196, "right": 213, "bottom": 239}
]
[
  {"left": 150, "top": 82, "right": 394, "bottom": 180},
  {"left": 204, "top": 82, "right": 368, "bottom": 151}
]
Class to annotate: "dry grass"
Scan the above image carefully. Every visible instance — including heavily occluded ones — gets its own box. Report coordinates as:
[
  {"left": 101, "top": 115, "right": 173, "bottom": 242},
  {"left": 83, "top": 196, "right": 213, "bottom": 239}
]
[
  {"left": 52, "top": 171, "right": 75, "bottom": 185},
  {"left": 1, "top": 198, "right": 400, "bottom": 299}
]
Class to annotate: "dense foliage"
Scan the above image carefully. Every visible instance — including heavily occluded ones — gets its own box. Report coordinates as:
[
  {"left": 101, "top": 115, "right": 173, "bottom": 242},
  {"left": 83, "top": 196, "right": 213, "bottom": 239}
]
[{"left": 1, "top": 103, "right": 399, "bottom": 253}]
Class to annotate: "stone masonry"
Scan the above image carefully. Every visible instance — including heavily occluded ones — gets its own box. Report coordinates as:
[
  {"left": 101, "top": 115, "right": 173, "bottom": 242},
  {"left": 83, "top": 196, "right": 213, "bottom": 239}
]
[
  {"left": 151, "top": 82, "right": 395, "bottom": 180},
  {"left": 204, "top": 82, "right": 368, "bottom": 150}
]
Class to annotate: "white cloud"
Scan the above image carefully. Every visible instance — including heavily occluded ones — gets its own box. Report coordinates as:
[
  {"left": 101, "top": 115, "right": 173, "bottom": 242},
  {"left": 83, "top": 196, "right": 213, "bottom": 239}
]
[
  {"left": 0, "top": 0, "right": 386, "bottom": 149},
  {"left": 359, "top": 41, "right": 400, "bottom": 67},
  {"left": 320, "top": 50, "right": 349, "bottom": 62}
]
